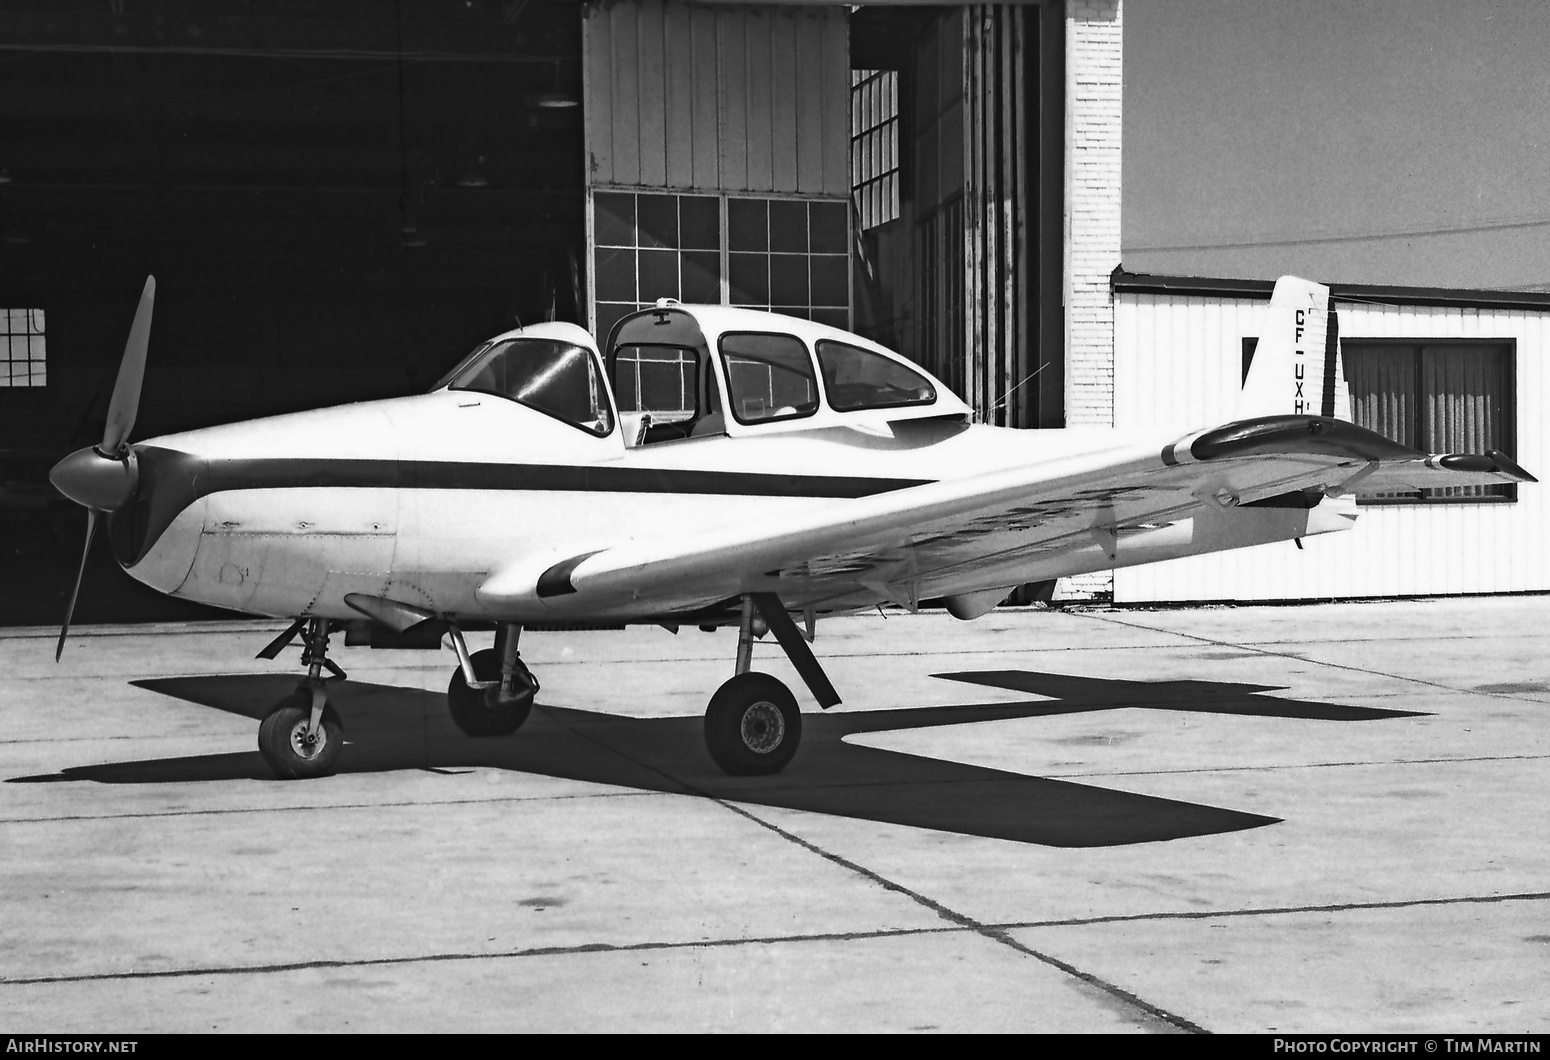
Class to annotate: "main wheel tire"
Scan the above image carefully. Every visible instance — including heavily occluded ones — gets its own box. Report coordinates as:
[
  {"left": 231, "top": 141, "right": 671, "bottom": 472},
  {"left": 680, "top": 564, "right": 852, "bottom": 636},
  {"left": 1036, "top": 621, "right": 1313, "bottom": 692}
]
[
  {"left": 447, "top": 648, "right": 534, "bottom": 737},
  {"left": 703, "top": 672, "right": 802, "bottom": 776},
  {"left": 258, "top": 691, "right": 344, "bottom": 780}
]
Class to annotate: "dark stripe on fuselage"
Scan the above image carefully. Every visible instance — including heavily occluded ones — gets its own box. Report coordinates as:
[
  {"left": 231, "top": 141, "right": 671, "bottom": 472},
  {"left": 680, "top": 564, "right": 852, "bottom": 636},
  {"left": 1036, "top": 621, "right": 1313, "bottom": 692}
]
[
  {"left": 118, "top": 447, "right": 933, "bottom": 568},
  {"left": 205, "top": 456, "right": 931, "bottom": 498}
]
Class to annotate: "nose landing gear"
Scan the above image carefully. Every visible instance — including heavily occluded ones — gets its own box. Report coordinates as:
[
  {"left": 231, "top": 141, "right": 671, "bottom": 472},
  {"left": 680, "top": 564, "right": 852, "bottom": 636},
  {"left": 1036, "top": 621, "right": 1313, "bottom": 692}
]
[{"left": 257, "top": 618, "right": 346, "bottom": 779}]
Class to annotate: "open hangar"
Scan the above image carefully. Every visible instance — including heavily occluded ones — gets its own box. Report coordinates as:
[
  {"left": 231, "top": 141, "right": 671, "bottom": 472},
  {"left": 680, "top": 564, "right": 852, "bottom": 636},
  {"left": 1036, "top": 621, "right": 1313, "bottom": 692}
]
[{"left": 1, "top": 0, "right": 1548, "bottom": 1036}]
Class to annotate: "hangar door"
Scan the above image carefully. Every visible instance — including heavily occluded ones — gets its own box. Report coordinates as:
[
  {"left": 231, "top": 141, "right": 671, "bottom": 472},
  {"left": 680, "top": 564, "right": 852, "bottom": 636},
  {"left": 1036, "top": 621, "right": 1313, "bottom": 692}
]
[
  {"left": 582, "top": 2, "right": 853, "bottom": 344},
  {"left": 0, "top": 1, "right": 587, "bottom": 625}
]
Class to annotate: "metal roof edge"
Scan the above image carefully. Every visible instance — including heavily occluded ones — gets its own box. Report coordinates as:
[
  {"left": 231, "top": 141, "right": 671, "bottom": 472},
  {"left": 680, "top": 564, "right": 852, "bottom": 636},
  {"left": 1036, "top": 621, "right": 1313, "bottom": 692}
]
[{"left": 1110, "top": 266, "right": 1550, "bottom": 312}]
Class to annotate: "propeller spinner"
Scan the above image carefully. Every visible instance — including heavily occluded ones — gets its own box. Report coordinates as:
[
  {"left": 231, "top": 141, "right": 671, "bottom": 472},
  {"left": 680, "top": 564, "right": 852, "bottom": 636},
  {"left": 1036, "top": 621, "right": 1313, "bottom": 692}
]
[{"left": 48, "top": 276, "right": 156, "bottom": 660}]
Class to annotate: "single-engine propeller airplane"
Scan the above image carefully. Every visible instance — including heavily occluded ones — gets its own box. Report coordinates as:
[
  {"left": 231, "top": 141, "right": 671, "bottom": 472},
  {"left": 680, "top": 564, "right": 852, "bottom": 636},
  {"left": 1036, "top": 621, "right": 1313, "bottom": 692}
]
[{"left": 49, "top": 276, "right": 1535, "bottom": 780}]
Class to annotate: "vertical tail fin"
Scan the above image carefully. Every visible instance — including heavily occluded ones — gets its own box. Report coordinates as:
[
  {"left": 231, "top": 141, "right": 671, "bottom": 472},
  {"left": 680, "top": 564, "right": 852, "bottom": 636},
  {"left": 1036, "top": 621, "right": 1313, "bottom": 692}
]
[{"left": 1237, "top": 276, "right": 1347, "bottom": 421}]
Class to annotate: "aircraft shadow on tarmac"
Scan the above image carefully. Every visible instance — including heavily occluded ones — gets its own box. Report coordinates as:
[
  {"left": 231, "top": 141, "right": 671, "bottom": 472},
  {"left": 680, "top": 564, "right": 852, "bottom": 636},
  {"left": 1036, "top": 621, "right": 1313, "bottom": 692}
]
[{"left": 9, "top": 670, "right": 1426, "bottom": 848}]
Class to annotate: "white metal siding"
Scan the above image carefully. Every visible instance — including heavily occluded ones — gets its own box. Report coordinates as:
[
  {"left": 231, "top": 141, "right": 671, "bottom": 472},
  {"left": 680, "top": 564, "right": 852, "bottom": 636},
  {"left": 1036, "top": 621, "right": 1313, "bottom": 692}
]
[
  {"left": 1113, "top": 293, "right": 1549, "bottom": 602},
  {"left": 584, "top": 1, "right": 850, "bottom": 196}
]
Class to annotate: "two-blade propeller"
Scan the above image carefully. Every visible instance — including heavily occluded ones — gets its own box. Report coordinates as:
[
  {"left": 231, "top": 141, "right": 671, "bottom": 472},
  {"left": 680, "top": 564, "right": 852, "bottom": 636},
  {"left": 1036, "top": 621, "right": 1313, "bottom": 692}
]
[{"left": 48, "top": 276, "right": 156, "bottom": 660}]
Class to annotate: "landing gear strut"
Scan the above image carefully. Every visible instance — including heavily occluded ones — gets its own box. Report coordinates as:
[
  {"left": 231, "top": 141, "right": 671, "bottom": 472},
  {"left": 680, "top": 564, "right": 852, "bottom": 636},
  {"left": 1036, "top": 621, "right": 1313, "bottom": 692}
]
[
  {"left": 703, "top": 594, "right": 836, "bottom": 776},
  {"left": 258, "top": 617, "right": 345, "bottom": 779},
  {"left": 446, "top": 622, "right": 537, "bottom": 736}
]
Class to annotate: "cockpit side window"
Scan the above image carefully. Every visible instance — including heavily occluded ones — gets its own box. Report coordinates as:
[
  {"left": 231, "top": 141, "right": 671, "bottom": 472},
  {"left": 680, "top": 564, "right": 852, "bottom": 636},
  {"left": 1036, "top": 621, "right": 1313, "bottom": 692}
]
[
  {"left": 448, "top": 338, "right": 614, "bottom": 437},
  {"left": 816, "top": 340, "right": 936, "bottom": 412},
  {"left": 718, "top": 332, "right": 819, "bottom": 425}
]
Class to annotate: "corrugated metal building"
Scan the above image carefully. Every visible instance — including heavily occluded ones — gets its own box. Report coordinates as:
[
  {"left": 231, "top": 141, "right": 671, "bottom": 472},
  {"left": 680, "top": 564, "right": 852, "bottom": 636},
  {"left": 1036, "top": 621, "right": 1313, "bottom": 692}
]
[{"left": 1111, "top": 272, "right": 1549, "bottom": 603}]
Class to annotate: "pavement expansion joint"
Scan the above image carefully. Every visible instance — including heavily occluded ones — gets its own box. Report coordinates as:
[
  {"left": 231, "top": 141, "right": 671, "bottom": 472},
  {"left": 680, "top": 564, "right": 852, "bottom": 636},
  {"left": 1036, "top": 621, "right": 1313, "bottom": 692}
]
[
  {"left": 1083, "top": 611, "right": 1547, "bottom": 703},
  {"left": 0, "top": 787, "right": 664, "bottom": 826},
  {"left": 1053, "top": 751, "right": 1550, "bottom": 779},
  {"left": 1004, "top": 889, "right": 1550, "bottom": 930}
]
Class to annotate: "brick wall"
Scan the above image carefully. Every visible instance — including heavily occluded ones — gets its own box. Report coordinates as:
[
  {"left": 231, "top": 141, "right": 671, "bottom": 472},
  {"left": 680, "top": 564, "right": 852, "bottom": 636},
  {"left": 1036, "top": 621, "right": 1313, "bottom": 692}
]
[{"left": 1059, "top": 0, "right": 1123, "bottom": 601}]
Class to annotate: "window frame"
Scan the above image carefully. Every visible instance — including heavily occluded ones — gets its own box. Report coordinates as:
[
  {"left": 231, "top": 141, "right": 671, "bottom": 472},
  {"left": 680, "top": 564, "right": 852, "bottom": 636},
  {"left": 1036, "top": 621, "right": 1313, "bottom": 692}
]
[{"left": 1342, "top": 337, "right": 1518, "bottom": 506}]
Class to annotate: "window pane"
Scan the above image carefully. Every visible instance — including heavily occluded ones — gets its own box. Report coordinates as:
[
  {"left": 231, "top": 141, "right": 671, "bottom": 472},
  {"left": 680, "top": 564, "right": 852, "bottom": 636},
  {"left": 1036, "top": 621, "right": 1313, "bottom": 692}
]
[
  {"left": 719, "top": 332, "right": 818, "bottom": 424},
  {"left": 638, "top": 249, "right": 679, "bottom": 302},
  {"left": 637, "top": 194, "right": 677, "bottom": 249},
  {"left": 595, "top": 303, "right": 636, "bottom": 347},
  {"left": 728, "top": 198, "right": 768, "bottom": 252},
  {"left": 810, "top": 201, "right": 848, "bottom": 254},
  {"left": 681, "top": 250, "right": 720, "bottom": 303},
  {"left": 769, "top": 201, "right": 808, "bottom": 253},
  {"left": 810, "top": 255, "right": 849, "bottom": 307},
  {"left": 680, "top": 196, "right": 719, "bottom": 250},
  {"left": 594, "top": 193, "right": 635, "bottom": 247},
  {"left": 1345, "top": 346, "right": 1418, "bottom": 448},
  {"left": 1343, "top": 341, "right": 1513, "bottom": 502},
  {"left": 594, "top": 247, "right": 636, "bottom": 303},
  {"left": 769, "top": 255, "right": 809, "bottom": 306},
  {"left": 449, "top": 339, "right": 613, "bottom": 436},
  {"left": 1344, "top": 345, "right": 1419, "bottom": 500},
  {"left": 729, "top": 252, "right": 769, "bottom": 304},
  {"left": 1422, "top": 344, "right": 1510, "bottom": 500},
  {"left": 817, "top": 340, "right": 935, "bottom": 411}
]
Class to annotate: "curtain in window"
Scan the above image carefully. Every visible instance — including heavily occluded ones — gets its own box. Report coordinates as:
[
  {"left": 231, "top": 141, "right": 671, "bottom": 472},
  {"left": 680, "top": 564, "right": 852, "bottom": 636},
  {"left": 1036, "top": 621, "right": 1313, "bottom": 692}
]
[
  {"left": 1342, "top": 341, "right": 1512, "bottom": 502},
  {"left": 1423, "top": 345, "right": 1505, "bottom": 500},
  {"left": 1344, "top": 345, "right": 1418, "bottom": 499}
]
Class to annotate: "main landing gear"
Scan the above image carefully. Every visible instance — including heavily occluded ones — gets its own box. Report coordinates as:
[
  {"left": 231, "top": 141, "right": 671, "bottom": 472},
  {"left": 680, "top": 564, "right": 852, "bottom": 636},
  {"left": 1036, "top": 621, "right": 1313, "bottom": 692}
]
[
  {"left": 702, "top": 594, "right": 840, "bottom": 776},
  {"left": 444, "top": 622, "right": 538, "bottom": 737},
  {"left": 255, "top": 617, "right": 345, "bottom": 779}
]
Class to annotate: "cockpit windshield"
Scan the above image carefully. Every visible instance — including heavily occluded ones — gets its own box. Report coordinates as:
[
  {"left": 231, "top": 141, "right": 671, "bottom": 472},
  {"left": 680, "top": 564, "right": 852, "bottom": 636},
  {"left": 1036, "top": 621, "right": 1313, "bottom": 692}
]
[{"left": 446, "top": 338, "right": 614, "bottom": 437}]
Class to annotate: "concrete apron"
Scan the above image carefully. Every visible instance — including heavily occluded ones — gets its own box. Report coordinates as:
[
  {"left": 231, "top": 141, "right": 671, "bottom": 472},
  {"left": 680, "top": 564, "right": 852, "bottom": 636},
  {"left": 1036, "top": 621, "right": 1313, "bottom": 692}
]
[{"left": 1, "top": 596, "right": 1547, "bottom": 1032}]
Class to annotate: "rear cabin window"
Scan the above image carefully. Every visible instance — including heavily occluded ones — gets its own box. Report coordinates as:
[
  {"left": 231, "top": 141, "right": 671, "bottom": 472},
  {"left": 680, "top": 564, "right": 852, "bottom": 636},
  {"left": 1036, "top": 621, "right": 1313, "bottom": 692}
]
[
  {"left": 448, "top": 338, "right": 614, "bottom": 436},
  {"left": 816, "top": 340, "right": 936, "bottom": 411},
  {"left": 719, "top": 332, "right": 819, "bottom": 424}
]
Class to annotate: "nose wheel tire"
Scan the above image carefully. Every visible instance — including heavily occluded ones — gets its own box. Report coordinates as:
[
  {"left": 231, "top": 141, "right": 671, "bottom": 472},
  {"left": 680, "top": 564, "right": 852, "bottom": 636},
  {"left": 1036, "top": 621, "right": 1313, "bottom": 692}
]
[
  {"left": 447, "top": 647, "right": 535, "bottom": 737},
  {"left": 704, "top": 672, "right": 802, "bottom": 776},
  {"left": 258, "top": 691, "right": 344, "bottom": 780}
]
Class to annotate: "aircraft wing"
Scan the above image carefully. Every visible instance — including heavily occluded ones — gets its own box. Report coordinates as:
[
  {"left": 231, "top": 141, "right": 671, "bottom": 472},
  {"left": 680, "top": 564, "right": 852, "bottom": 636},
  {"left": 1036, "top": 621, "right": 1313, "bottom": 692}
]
[{"left": 478, "top": 414, "right": 1535, "bottom": 619}]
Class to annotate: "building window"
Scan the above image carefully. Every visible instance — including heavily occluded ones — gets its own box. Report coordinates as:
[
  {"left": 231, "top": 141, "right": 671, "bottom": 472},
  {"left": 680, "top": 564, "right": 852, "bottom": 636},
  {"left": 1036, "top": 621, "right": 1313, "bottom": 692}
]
[
  {"left": 590, "top": 191, "right": 851, "bottom": 344},
  {"left": 1343, "top": 340, "right": 1515, "bottom": 502},
  {"left": 850, "top": 69, "right": 900, "bottom": 231},
  {"left": 726, "top": 197, "right": 849, "bottom": 330},
  {"left": 593, "top": 191, "right": 722, "bottom": 345},
  {"left": 2, "top": 308, "right": 45, "bottom": 387}
]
